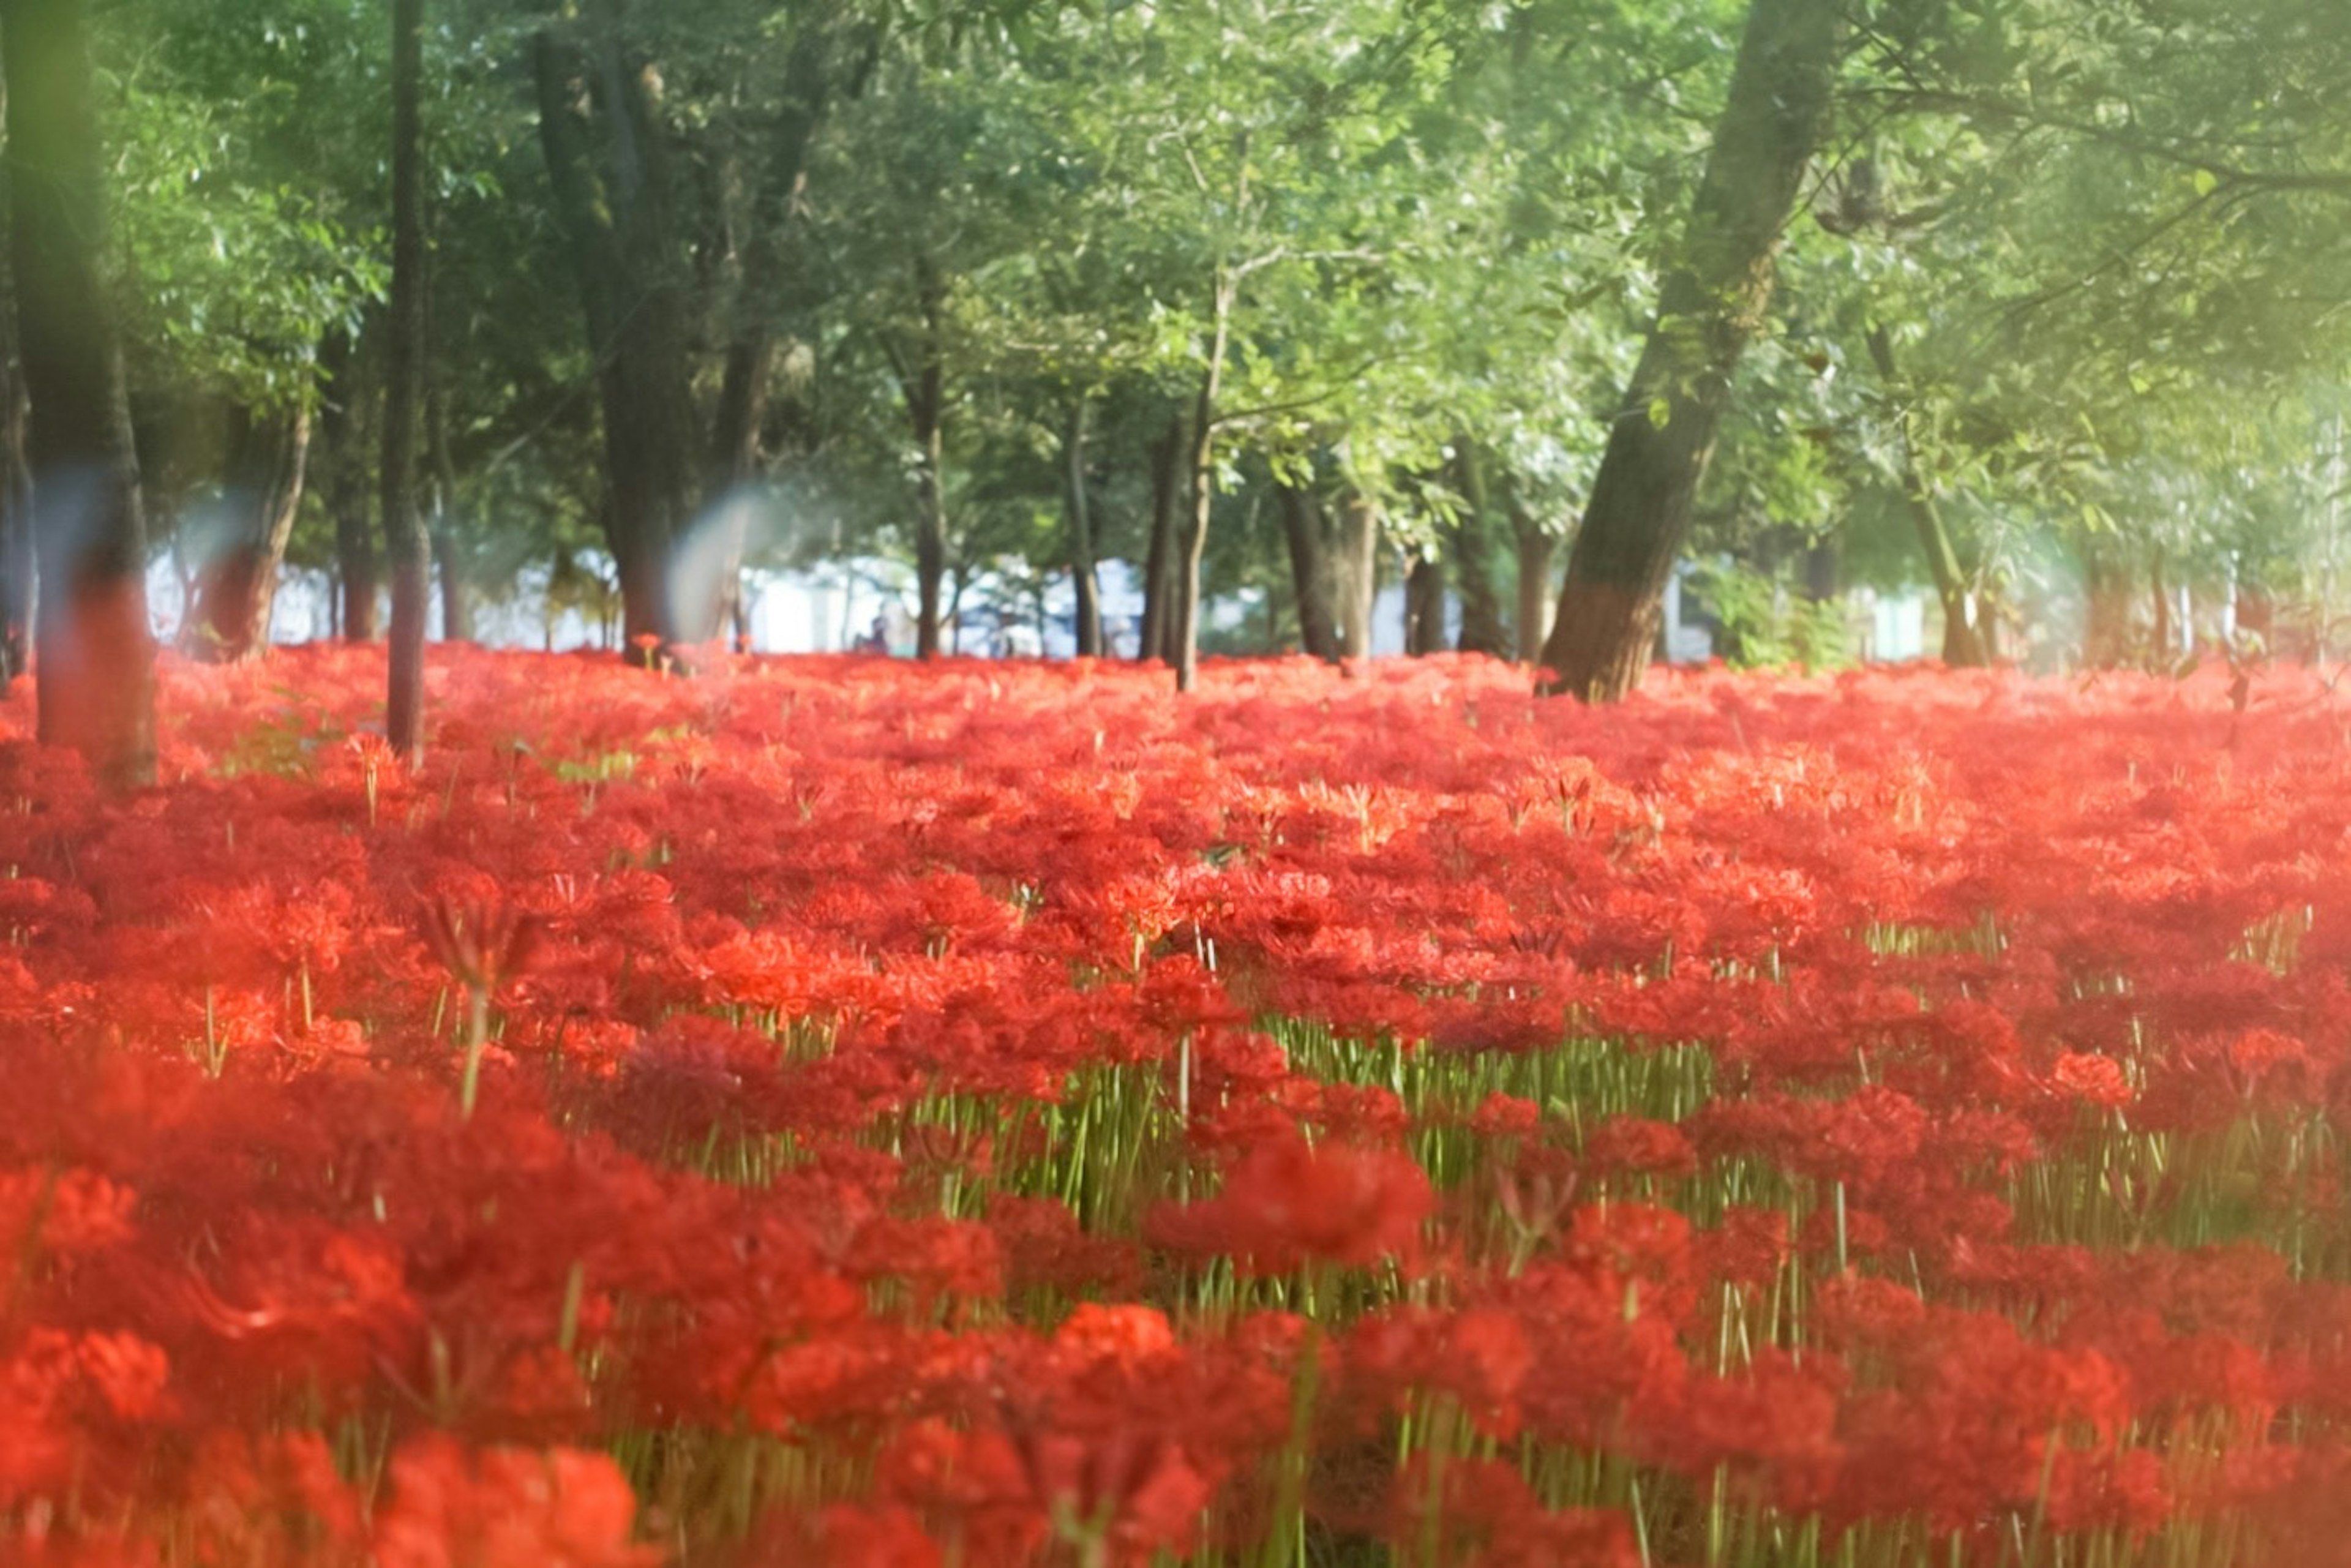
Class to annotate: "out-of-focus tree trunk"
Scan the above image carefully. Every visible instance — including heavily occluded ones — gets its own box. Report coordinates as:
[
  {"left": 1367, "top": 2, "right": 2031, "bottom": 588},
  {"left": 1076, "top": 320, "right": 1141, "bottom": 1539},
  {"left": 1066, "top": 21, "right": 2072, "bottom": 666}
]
[
  {"left": 1275, "top": 479, "right": 1338, "bottom": 661},
  {"left": 182, "top": 403, "right": 312, "bottom": 661},
  {"left": 382, "top": 0, "right": 429, "bottom": 759},
  {"left": 1332, "top": 488, "right": 1380, "bottom": 661},
  {"left": 3, "top": 0, "right": 156, "bottom": 789},
  {"left": 1137, "top": 413, "right": 1184, "bottom": 664}
]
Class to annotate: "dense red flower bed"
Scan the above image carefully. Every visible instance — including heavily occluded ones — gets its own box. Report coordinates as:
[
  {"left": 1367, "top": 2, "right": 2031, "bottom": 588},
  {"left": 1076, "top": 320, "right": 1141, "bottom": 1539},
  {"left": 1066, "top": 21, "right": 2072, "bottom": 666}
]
[{"left": 4, "top": 647, "right": 2350, "bottom": 1566}]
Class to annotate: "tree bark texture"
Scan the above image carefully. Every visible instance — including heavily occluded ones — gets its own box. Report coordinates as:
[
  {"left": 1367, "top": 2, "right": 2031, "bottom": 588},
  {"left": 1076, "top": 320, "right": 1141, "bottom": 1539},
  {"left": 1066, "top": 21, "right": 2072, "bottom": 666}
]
[
  {"left": 1275, "top": 480, "right": 1339, "bottom": 661},
  {"left": 182, "top": 403, "right": 312, "bottom": 662},
  {"left": 2, "top": 0, "right": 155, "bottom": 789},
  {"left": 534, "top": 6, "right": 700, "bottom": 650},
  {"left": 381, "top": 0, "right": 429, "bottom": 759},
  {"left": 1540, "top": 0, "right": 1845, "bottom": 701},
  {"left": 1063, "top": 399, "right": 1103, "bottom": 658},
  {"left": 1137, "top": 413, "right": 1185, "bottom": 664}
]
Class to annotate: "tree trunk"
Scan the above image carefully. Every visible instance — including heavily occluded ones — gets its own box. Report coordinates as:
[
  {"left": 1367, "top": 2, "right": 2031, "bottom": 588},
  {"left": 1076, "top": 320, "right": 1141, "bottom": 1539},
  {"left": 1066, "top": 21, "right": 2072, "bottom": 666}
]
[
  {"left": 2150, "top": 547, "right": 2172, "bottom": 662},
  {"left": 1063, "top": 398, "right": 1103, "bottom": 658},
  {"left": 1275, "top": 479, "right": 1339, "bottom": 661},
  {"left": 1332, "top": 488, "right": 1380, "bottom": 661},
  {"left": 1404, "top": 550, "right": 1446, "bottom": 655},
  {"left": 1511, "top": 498, "right": 1555, "bottom": 666},
  {"left": 182, "top": 403, "right": 312, "bottom": 661},
  {"left": 1173, "top": 371, "right": 1219, "bottom": 692},
  {"left": 426, "top": 380, "right": 470, "bottom": 641},
  {"left": 1137, "top": 413, "right": 1185, "bottom": 664},
  {"left": 2080, "top": 539, "right": 2132, "bottom": 668},
  {"left": 381, "top": 0, "right": 429, "bottom": 759},
  {"left": 318, "top": 329, "right": 380, "bottom": 640},
  {"left": 534, "top": 8, "right": 700, "bottom": 651},
  {"left": 698, "top": 29, "right": 831, "bottom": 647},
  {"left": 1540, "top": 0, "right": 1845, "bottom": 701},
  {"left": 1864, "top": 323, "right": 1987, "bottom": 667},
  {"left": 2, "top": 0, "right": 154, "bottom": 789},
  {"left": 1449, "top": 438, "right": 1510, "bottom": 656}
]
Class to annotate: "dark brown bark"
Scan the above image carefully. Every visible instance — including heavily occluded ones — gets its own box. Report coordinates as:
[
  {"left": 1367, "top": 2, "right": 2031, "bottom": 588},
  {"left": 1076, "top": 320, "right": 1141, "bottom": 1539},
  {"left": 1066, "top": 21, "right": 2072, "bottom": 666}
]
[
  {"left": 2, "top": 0, "right": 154, "bottom": 789},
  {"left": 1540, "top": 0, "right": 1845, "bottom": 701},
  {"left": 534, "top": 8, "right": 700, "bottom": 651},
  {"left": 382, "top": 0, "right": 429, "bottom": 760},
  {"left": 1332, "top": 488, "right": 1380, "bottom": 661},
  {"left": 1864, "top": 323, "right": 1988, "bottom": 667},
  {"left": 1275, "top": 479, "right": 1338, "bottom": 661},
  {"left": 1063, "top": 399, "right": 1103, "bottom": 658},
  {"left": 317, "top": 330, "right": 380, "bottom": 640},
  {"left": 182, "top": 403, "right": 312, "bottom": 662},
  {"left": 1404, "top": 550, "right": 1446, "bottom": 655},
  {"left": 1449, "top": 439, "right": 1510, "bottom": 657},
  {"left": 1137, "top": 413, "right": 1185, "bottom": 664}
]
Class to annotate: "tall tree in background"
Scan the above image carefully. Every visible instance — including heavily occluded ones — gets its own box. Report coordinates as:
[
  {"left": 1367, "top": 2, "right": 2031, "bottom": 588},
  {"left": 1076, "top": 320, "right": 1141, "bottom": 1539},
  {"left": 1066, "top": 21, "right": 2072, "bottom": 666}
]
[
  {"left": 1539, "top": 0, "right": 1845, "bottom": 700},
  {"left": 381, "top": 0, "right": 427, "bottom": 759},
  {"left": 3, "top": 0, "right": 155, "bottom": 789}
]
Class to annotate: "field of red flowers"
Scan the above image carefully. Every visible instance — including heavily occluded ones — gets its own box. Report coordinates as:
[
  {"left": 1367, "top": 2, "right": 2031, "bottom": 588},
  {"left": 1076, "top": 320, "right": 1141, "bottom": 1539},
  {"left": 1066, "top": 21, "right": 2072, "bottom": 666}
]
[{"left": 4, "top": 646, "right": 2351, "bottom": 1566}]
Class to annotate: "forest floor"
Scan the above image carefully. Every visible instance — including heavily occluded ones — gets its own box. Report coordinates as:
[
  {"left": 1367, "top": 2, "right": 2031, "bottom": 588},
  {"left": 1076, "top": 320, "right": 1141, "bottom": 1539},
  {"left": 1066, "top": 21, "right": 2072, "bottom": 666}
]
[{"left": 2, "top": 647, "right": 2347, "bottom": 1567}]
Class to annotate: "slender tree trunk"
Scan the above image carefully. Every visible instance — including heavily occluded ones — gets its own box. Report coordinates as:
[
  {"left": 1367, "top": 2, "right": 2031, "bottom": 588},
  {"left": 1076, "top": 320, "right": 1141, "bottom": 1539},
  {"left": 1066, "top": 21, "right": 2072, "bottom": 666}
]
[
  {"left": 2080, "top": 538, "right": 2132, "bottom": 668},
  {"left": 1063, "top": 397, "right": 1103, "bottom": 657},
  {"left": 317, "top": 330, "right": 380, "bottom": 640},
  {"left": 908, "top": 371, "right": 946, "bottom": 661},
  {"left": 382, "top": 0, "right": 429, "bottom": 759},
  {"left": 1540, "top": 0, "right": 1846, "bottom": 700},
  {"left": 2, "top": 0, "right": 154, "bottom": 789},
  {"left": 426, "top": 381, "right": 470, "bottom": 640},
  {"left": 1332, "top": 487, "right": 1380, "bottom": 661},
  {"left": 534, "top": 9, "right": 699, "bottom": 651},
  {"left": 1275, "top": 479, "right": 1339, "bottom": 661},
  {"left": 2150, "top": 547, "right": 2172, "bottom": 662},
  {"left": 1173, "top": 275, "right": 1235, "bottom": 693},
  {"left": 1450, "top": 438, "right": 1510, "bottom": 656},
  {"left": 182, "top": 403, "right": 312, "bottom": 661},
  {"left": 1864, "top": 323, "right": 1987, "bottom": 667},
  {"left": 1137, "top": 413, "right": 1184, "bottom": 664},
  {"left": 1512, "top": 501, "right": 1555, "bottom": 666},
  {"left": 1404, "top": 551, "right": 1446, "bottom": 655}
]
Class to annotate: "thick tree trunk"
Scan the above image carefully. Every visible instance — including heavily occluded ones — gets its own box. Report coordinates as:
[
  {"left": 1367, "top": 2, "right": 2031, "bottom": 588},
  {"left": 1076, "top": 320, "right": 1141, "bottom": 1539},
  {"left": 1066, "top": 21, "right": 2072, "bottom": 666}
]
[
  {"left": 534, "top": 10, "right": 700, "bottom": 651},
  {"left": 1275, "top": 480, "right": 1339, "bottom": 661},
  {"left": 1332, "top": 488, "right": 1380, "bottom": 661},
  {"left": 1450, "top": 438, "right": 1510, "bottom": 657},
  {"left": 1540, "top": 0, "right": 1845, "bottom": 701},
  {"left": 1404, "top": 551, "right": 1446, "bottom": 655},
  {"left": 317, "top": 331, "right": 380, "bottom": 640},
  {"left": 182, "top": 403, "right": 312, "bottom": 662},
  {"left": 382, "top": 0, "right": 429, "bottom": 759},
  {"left": 1063, "top": 399, "right": 1103, "bottom": 658},
  {"left": 1136, "top": 413, "right": 1185, "bottom": 664},
  {"left": 1864, "top": 323, "right": 1987, "bottom": 667},
  {"left": 2, "top": 0, "right": 155, "bottom": 789}
]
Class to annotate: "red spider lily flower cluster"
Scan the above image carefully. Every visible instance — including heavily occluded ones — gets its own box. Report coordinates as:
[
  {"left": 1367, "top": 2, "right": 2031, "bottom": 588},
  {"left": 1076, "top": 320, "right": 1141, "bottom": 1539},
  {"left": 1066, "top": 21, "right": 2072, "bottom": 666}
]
[{"left": 0, "top": 644, "right": 2349, "bottom": 1562}]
